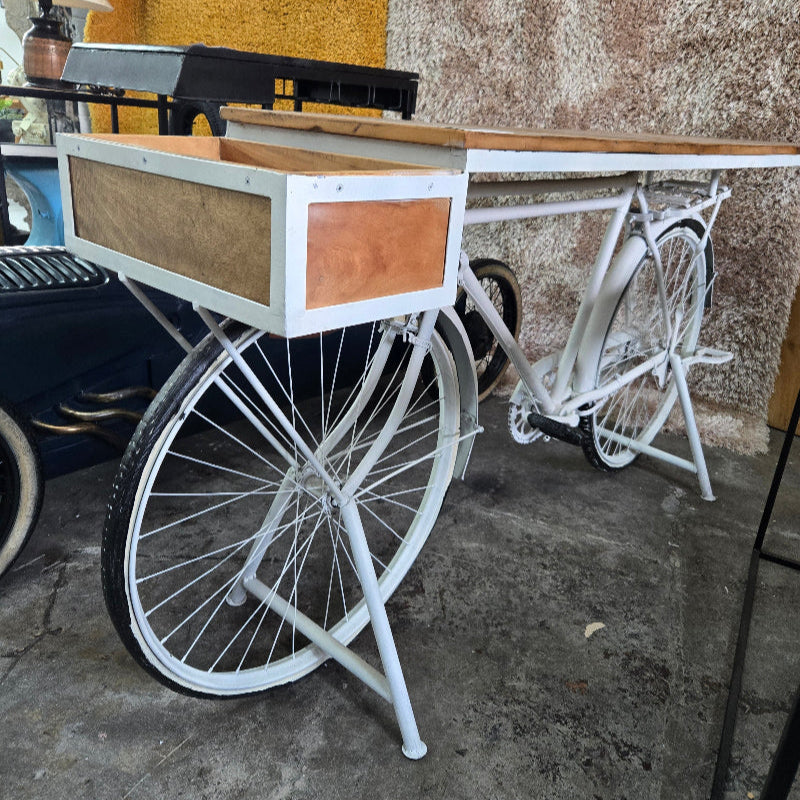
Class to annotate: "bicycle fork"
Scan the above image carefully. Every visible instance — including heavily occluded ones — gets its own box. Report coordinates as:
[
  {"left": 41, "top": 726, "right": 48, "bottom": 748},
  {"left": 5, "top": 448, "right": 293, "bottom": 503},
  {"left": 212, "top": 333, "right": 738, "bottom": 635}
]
[
  {"left": 197, "top": 306, "right": 436, "bottom": 759},
  {"left": 119, "top": 273, "right": 440, "bottom": 755}
]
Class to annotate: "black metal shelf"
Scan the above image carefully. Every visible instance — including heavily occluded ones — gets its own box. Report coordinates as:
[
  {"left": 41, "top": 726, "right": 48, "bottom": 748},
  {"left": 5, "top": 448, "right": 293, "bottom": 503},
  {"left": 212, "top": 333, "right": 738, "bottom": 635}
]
[{"left": 60, "top": 43, "right": 418, "bottom": 133}]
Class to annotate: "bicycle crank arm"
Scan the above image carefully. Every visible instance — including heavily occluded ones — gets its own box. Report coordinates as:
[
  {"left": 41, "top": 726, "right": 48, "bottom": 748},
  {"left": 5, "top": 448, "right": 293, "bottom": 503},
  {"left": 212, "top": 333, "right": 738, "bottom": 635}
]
[{"left": 526, "top": 410, "right": 583, "bottom": 446}]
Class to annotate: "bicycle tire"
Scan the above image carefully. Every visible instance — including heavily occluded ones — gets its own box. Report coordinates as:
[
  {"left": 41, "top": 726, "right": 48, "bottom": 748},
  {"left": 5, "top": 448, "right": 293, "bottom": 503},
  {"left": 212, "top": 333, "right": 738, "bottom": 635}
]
[
  {"left": 101, "top": 320, "right": 460, "bottom": 697},
  {"left": 0, "top": 398, "right": 44, "bottom": 579},
  {"left": 579, "top": 221, "right": 708, "bottom": 470},
  {"left": 169, "top": 101, "right": 225, "bottom": 136},
  {"left": 455, "top": 259, "right": 522, "bottom": 401}
]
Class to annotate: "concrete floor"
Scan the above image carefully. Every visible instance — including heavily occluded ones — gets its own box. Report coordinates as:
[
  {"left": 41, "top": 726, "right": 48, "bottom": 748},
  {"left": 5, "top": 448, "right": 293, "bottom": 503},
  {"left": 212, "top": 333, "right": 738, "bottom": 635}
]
[{"left": 2, "top": 397, "right": 799, "bottom": 800}]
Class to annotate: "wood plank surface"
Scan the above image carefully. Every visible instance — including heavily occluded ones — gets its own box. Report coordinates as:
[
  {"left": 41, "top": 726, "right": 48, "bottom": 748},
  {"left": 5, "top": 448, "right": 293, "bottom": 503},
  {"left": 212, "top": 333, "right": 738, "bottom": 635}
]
[
  {"left": 69, "top": 156, "right": 272, "bottom": 304},
  {"left": 221, "top": 108, "right": 800, "bottom": 156},
  {"left": 305, "top": 198, "right": 450, "bottom": 309}
]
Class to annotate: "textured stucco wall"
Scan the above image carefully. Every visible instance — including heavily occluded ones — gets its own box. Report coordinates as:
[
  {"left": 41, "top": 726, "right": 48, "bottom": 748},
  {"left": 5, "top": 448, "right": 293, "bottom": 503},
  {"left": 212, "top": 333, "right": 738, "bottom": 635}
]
[
  {"left": 387, "top": 0, "right": 800, "bottom": 452},
  {"left": 74, "top": 0, "right": 800, "bottom": 453}
]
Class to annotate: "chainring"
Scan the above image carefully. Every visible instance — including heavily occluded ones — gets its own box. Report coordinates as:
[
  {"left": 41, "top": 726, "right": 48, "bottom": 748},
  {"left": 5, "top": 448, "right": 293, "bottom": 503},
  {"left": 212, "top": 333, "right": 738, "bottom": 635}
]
[{"left": 507, "top": 381, "right": 545, "bottom": 444}]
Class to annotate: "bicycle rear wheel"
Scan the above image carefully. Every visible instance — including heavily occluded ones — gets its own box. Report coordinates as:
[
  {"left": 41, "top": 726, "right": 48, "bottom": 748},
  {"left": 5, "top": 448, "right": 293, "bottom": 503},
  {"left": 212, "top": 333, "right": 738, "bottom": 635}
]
[
  {"left": 580, "top": 222, "right": 707, "bottom": 469},
  {"left": 455, "top": 259, "right": 522, "bottom": 401},
  {"left": 101, "top": 320, "right": 460, "bottom": 696}
]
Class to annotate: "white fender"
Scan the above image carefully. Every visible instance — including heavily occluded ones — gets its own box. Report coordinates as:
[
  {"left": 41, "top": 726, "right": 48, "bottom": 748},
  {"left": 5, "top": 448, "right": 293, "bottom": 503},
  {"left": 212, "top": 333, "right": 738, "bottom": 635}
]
[
  {"left": 436, "top": 306, "right": 480, "bottom": 479},
  {"left": 574, "top": 215, "right": 710, "bottom": 395}
]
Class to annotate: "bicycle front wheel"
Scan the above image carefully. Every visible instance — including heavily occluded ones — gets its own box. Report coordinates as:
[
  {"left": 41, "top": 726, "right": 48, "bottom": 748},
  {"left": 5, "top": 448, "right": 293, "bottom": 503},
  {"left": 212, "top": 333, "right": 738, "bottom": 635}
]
[
  {"left": 102, "top": 320, "right": 460, "bottom": 697},
  {"left": 580, "top": 221, "right": 707, "bottom": 470}
]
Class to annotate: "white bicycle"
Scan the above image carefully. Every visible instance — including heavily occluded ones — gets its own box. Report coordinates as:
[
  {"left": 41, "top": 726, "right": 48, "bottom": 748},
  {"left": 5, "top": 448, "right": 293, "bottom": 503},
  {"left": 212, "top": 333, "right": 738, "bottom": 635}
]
[
  {"left": 97, "top": 168, "right": 729, "bottom": 758},
  {"left": 461, "top": 171, "right": 731, "bottom": 495},
  {"left": 54, "top": 101, "right": 800, "bottom": 758}
]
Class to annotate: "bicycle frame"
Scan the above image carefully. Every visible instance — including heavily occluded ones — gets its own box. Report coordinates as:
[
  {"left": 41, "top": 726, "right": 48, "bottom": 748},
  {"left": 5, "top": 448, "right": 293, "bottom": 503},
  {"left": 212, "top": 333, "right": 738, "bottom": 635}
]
[
  {"left": 57, "top": 107, "right": 800, "bottom": 764},
  {"left": 112, "top": 172, "right": 731, "bottom": 754},
  {"left": 460, "top": 170, "right": 732, "bottom": 499},
  {"left": 116, "top": 182, "right": 728, "bottom": 758}
]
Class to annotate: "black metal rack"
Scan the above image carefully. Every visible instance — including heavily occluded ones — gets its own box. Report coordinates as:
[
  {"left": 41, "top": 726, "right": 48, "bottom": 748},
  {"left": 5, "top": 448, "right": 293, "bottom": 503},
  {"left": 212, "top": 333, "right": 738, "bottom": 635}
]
[
  {"left": 0, "top": 43, "right": 417, "bottom": 138},
  {"left": 59, "top": 42, "right": 418, "bottom": 134}
]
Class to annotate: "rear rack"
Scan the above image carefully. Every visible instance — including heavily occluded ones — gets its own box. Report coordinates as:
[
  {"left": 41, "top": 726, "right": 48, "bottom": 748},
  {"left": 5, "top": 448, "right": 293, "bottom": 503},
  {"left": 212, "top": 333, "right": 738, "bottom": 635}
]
[{"left": 630, "top": 177, "right": 732, "bottom": 222}]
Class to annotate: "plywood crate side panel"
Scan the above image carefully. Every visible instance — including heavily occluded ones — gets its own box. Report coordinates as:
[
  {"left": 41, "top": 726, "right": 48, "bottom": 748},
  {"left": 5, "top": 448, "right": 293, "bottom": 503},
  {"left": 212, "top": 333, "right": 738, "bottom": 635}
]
[
  {"left": 69, "top": 156, "right": 272, "bottom": 305},
  {"left": 78, "top": 134, "right": 224, "bottom": 160},
  {"left": 305, "top": 198, "right": 450, "bottom": 309}
]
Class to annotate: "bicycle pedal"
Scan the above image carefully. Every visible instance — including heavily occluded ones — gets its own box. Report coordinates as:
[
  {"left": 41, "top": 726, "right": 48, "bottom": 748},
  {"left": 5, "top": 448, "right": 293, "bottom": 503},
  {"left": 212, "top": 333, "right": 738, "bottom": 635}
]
[{"left": 526, "top": 411, "right": 583, "bottom": 446}]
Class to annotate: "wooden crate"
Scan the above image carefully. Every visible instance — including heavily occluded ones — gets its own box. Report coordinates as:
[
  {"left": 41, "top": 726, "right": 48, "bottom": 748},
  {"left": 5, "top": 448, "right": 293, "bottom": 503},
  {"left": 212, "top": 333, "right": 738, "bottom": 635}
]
[{"left": 57, "top": 133, "right": 467, "bottom": 337}]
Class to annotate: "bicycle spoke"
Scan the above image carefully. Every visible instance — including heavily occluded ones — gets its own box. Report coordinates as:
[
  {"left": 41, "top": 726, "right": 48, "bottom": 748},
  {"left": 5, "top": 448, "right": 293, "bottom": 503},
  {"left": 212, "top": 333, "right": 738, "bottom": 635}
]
[
  {"left": 167, "top": 449, "right": 278, "bottom": 485},
  {"left": 137, "top": 506, "right": 318, "bottom": 585},
  {"left": 324, "top": 512, "right": 350, "bottom": 629},
  {"left": 215, "top": 373, "right": 301, "bottom": 461},
  {"left": 324, "top": 329, "right": 347, "bottom": 435},
  {"left": 151, "top": 543, "right": 250, "bottom": 631},
  {"left": 192, "top": 398, "right": 298, "bottom": 482},
  {"left": 141, "top": 480, "right": 277, "bottom": 540},
  {"left": 355, "top": 434, "right": 463, "bottom": 499},
  {"left": 263, "top": 515, "right": 324, "bottom": 669},
  {"left": 327, "top": 407, "right": 440, "bottom": 476},
  {"left": 359, "top": 484, "right": 429, "bottom": 514},
  {"left": 203, "top": 518, "right": 318, "bottom": 669},
  {"left": 229, "top": 507, "right": 327, "bottom": 672}
]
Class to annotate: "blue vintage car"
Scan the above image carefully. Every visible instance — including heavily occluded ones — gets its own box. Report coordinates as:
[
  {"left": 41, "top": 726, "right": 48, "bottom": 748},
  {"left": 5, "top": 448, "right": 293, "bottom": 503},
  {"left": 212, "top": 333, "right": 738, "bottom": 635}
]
[{"left": 0, "top": 240, "right": 208, "bottom": 575}]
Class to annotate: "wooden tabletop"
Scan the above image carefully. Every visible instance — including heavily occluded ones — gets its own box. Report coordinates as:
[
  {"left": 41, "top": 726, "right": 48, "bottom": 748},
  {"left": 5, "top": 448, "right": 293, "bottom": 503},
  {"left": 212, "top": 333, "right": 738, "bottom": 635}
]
[{"left": 221, "top": 108, "right": 800, "bottom": 157}]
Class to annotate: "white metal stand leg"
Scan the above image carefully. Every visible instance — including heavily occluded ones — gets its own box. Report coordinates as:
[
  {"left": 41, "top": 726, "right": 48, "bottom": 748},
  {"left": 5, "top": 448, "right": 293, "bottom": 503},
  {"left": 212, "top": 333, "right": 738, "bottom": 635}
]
[
  {"left": 670, "top": 351, "right": 715, "bottom": 501},
  {"left": 226, "top": 474, "right": 296, "bottom": 606},
  {"left": 339, "top": 498, "right": 427, "bottom": 759}
]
